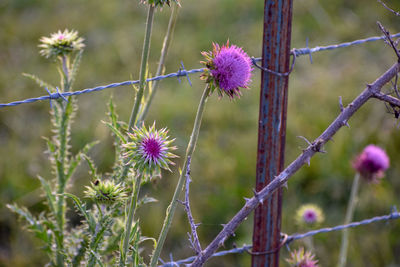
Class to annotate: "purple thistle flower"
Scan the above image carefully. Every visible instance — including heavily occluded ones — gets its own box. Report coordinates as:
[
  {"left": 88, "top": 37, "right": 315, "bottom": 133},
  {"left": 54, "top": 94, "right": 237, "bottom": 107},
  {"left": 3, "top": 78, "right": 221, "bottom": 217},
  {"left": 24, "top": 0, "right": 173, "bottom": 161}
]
[
  {"left": 303, "top": 210, "right": 317, "bottom": 224},
  {"left": 124, "top": 123, "right": 177, "bottom": 177},
  {"left": 295, "top": 204, "right": 324, "bottom": 228},
  {"left": 201, "top": 41, "right": 253, "bottom": 99},
  {"left": 353, "top": 145, "right": 389, "bottom": 182}
]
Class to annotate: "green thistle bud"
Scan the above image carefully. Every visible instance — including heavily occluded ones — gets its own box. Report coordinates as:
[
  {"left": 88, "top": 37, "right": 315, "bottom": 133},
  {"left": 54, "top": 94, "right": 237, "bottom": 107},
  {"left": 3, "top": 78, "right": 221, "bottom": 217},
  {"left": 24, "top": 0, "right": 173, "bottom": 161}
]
[
  {"left": 123, "top": 123, "right": 177, "bottom": 177},
  {"left": 84, "top": 179, "right": 127, "bottom": 205},
  {"left": 286, "top": 247, "right": 319, "bottom": 267},
  {"left": 39, "top": 29, "right": 85, "bottom": 59},
  {"left": 295, "top": 204, "right": 325, "bottom": 228},
  {"left": 140, "top": 0, "right": 180, "bottom": 7}
]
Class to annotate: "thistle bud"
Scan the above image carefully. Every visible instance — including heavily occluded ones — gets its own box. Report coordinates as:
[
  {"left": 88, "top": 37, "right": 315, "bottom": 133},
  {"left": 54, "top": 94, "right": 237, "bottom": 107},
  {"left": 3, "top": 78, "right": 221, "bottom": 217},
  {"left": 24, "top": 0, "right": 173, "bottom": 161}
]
[
  {"left": 140, "top": 0, "right": 180, "bottom": 7},
  {"left": 353, "top": 145, "right": 389, "bottom": 183},
  {"left": 39, "top": 29, "right": 85, "bottom": 59},
  {"left": 84, "top": 179, "right": 127, "bottom": 205},
  {"left": 286, "top": 247, "right": 319, "bottom": 267}
]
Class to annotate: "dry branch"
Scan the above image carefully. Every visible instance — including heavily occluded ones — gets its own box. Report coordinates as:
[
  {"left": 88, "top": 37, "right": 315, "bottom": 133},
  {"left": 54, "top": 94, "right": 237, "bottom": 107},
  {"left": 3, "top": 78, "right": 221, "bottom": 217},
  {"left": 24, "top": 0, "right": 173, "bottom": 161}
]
[{"left": 189, "top": 61, "right": 400, "bottom": 267}]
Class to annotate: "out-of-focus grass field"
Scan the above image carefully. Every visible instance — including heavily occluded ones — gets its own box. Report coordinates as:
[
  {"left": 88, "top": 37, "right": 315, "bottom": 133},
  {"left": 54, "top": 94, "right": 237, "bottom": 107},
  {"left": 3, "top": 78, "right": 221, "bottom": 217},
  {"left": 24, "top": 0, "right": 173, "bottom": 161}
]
[{"left": 1, "top": 0, "right": 400, "bottom": 266}]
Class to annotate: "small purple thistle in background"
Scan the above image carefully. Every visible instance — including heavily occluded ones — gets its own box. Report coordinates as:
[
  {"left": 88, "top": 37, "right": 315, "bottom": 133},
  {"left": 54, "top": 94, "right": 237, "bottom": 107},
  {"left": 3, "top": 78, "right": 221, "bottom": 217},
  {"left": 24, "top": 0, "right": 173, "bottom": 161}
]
[
  {"left": 295, "top": 204, "right": 324, "bottom": 228},
  {"left": 353, "top": 145, "right": 390, "bottom": 182},
  {"left": 201, "top": 41, "right": 253, "bottom": 99}
]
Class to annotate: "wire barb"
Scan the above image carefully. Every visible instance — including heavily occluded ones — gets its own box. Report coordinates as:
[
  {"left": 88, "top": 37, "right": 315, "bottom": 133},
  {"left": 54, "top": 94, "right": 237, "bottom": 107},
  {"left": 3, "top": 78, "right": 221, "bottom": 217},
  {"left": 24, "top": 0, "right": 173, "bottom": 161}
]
[{"left": 251, "top": 52, "right": 296, "bottom": 77}]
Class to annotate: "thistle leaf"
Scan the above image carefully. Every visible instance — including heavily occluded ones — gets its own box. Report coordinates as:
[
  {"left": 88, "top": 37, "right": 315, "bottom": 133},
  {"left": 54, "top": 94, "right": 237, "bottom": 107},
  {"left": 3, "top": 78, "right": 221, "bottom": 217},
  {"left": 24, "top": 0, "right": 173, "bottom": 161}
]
[
  {"left": 66, "top": 141, "right": 99, "bottom": 180},
  {"left": 71, "top": 236, "right": 89, "bottom": 267},
  {"left": 82, "top": 154, "right": 99, "bottom": 179},
  {"left": 69, "top": 50, "right": 83, "bottom": 88},
  {"left": 103, "top": 121, "right": 127, "bottom": 144},
  {"left": 22, "top": 73, "right": 56, "bottom": 92},
  {"left": 37, "top": 175, "right": 56, "bottom": 215},
  {"left": 64, "top": 193, "right": 96, "bottom": 232},
  {"left": 7, "top": 204, "right": 52, "bottom": 250}
]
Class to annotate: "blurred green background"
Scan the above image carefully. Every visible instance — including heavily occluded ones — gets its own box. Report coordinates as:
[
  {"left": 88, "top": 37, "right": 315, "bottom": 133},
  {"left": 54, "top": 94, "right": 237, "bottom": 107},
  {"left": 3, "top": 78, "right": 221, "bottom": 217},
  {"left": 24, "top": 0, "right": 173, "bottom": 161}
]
[{"left": 1, "top": 0, "right": 400, "bottom": 266}]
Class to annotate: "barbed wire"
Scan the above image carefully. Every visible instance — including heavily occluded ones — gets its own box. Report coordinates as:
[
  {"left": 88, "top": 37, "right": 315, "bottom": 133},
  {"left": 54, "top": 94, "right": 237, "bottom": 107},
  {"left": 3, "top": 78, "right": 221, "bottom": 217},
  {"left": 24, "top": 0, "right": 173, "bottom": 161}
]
[
  {"left": 159, "top": 209, "right": 400, "bottom": 266},
  {"left": 1, "top": 33, "right": 400, "bottom": 109}
]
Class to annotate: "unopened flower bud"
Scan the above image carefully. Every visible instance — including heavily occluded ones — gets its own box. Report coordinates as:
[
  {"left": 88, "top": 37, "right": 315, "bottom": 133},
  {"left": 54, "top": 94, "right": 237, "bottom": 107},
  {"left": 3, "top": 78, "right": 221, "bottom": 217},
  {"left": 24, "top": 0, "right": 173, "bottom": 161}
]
[
  {"left": 39, "top": 29, "right": 85, "bottom": 59},
  {"left": 286, "top": 247, "right": 319, "bottom": 267},
  {"left": 353, "top": 145, "right": 389, "bottom": 183}
]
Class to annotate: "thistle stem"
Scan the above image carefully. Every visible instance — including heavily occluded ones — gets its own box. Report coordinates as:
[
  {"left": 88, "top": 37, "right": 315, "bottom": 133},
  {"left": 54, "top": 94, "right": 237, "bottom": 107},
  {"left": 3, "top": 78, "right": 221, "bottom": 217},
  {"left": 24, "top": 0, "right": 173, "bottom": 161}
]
[
  {"left": 138, "top": 3, "right": 180, "bottom": 124},
  {"left": 61, "top": 56, "right": 70, "bottom": 92},
  {"left": 149, "top": 84, "right": 211, "bottom": 267},
  {"left": 338, "top": 172, "right": 360, "bottom": 267},
  {"left": 128, "top": 5, "right": 155, "bottom": 130},
  {"left": 120, "top": 174, "right": 143, "bottom": 267},
  {"left": 119, "top": 5, "right": 155, "bottom": 183},
  {"left": 55, "top": 58, "right": 72, "bottom": 266}
]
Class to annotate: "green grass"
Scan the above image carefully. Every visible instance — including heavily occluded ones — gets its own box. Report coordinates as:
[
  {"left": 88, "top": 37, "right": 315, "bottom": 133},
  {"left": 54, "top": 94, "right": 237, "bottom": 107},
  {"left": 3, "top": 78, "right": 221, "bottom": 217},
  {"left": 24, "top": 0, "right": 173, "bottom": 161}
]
[{"left": 1, "top": 0, "right": 400, "bottom": 266}]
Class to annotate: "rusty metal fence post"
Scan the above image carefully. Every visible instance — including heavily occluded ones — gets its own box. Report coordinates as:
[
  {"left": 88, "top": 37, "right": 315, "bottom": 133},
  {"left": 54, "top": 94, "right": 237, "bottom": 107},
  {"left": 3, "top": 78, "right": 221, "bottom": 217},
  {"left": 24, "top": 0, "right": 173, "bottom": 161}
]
[{"left": 251, "top": 1, "right": 293, "bottom": 266}]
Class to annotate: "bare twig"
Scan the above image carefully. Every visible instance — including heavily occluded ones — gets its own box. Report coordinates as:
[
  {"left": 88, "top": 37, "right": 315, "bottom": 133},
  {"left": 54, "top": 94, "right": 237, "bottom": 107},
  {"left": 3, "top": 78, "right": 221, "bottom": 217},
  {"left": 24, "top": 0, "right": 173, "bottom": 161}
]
[
  {"left": 181, "top": 157, "right": 202, "bottom": 254},
  {"left": 373, "top": 91, "right": 400, "bottom": 108},
  {"left": 392, "top": 73, "right": 400, "bottom": 98},
  {"left": 339, "top": 96, "right": 345, "bottom": 112},
  {"left": 377, "top": 21, "right": 400, "bottom": 62},
  {"left": 378, "top": 0, "right": 400, "bottom": 16},
  {"left": 189, "top": 62, "right": 400, "bottom": 267}
]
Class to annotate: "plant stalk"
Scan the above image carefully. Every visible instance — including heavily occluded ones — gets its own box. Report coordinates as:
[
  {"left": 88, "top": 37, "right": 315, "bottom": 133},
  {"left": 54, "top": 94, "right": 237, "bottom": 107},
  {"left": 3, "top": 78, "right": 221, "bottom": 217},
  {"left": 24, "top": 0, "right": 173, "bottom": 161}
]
[
  {"left": 138, "top": 3, "right": 180, "bottom": 124},
  {"left": 119, "top": 5, "right": 155, "bottom": 183},
  {"left": 128, "top": 5, "right": 155, "bottom": 131},
  {"left": 338, "top": 172, "right": 360, "bottom": 267},
  {"left": 120, "top": 174, "right": 143, "bottom": 267},
  {"left": 149, "top": 84, "right": 211, "bottom": 267},
  {"left": 55, "top": 57, "right": 72, "bottom": 266}
]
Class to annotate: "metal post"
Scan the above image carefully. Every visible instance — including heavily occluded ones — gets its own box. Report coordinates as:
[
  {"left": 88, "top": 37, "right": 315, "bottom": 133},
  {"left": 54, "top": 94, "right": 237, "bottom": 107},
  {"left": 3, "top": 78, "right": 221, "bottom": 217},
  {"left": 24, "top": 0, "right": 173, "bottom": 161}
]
[{"left": 251, "top": 0, "right": 293, "bottom": 266}]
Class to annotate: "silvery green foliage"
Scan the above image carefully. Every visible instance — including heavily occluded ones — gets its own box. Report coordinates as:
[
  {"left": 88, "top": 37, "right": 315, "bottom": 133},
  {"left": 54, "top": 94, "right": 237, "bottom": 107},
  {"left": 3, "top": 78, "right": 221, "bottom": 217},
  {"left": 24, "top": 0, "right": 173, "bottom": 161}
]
[{"left": 8, "top": 33, "right": 158, "bottom": 266}]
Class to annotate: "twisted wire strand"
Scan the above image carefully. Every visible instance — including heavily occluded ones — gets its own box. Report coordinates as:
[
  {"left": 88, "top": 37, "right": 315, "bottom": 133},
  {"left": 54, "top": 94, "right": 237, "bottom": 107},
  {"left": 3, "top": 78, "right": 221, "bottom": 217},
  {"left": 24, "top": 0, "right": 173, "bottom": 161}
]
[
  {"left": 1, "top": 33, "right": 400, "bottom": 109},
  {"left": 160, "top": 210, "right": 400, "bottom": 266}
]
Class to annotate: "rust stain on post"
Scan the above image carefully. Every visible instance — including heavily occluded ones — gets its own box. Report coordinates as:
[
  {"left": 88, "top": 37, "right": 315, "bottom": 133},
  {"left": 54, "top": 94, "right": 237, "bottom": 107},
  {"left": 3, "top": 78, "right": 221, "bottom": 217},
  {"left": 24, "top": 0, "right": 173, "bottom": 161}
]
[{"left": 251, "top": 0, "right": 293, "bottom": 267}]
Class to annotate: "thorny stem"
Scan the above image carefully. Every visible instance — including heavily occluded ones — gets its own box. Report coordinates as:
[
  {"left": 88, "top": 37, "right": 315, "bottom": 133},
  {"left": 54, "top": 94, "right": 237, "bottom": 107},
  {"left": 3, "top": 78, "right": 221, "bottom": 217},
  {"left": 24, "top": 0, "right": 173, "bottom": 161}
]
[
  {"left": 128, "top": 5, "right": 155, "bottom": 131},
  {"left": 189, "top": 62, "right": 400, "bottom": 267},
  {"left": 338, "top": 173, "right": 360, "bottom": 267},
  {"left": 120, "top": 174, "right": 143, "bottom": 267},
  {"left": 138, "top": 3, "right": 180, "bottom": 124},
  {"left": 119, "top": 5, "right": 155, "bottom": 183},
  {"left": 150, "top": 84, "right": 211, "bottom": 267},
  {"left": 61, "top": 55, "right": 70, "bottom": 92},
  {"left": 182, "top": 157, "right": 202, "bottom": 254},
  {"left": 373, "top": 91, "right": 400, "bottom": 107},
  {"left": 55, "top": 57, "right": 73, "bottom": 266}
]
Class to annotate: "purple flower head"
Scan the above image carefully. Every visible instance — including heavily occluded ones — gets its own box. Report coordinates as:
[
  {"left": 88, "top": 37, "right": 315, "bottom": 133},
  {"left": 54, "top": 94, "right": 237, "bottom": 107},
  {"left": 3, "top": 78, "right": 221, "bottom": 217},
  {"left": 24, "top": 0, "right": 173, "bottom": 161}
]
[
  {"left": 286, "top": 247, "right": 319, "bottom": 267},
  {"left": 303, "top": 210, "right": 317, "bottom": 224},
  {"left": 201, "top": 41, "right": 253, "bottom": 99},
  {"left": 124, "top": 123, "right": 177, "bottom": 178},
  {"left": 353, "top": 145, "right": 389, "bottom": 182},
  {"left": 295, "top": 204, "right": 324, "bottom": 228}
]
